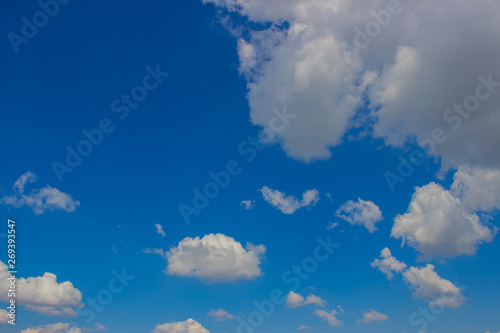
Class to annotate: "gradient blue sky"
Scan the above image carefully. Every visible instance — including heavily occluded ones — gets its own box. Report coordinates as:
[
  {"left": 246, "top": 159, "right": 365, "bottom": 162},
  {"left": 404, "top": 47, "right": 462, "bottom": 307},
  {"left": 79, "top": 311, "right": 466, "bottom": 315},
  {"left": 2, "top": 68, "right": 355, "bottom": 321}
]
[{"left": 1, "top": 1, "right": 500, "bottom": 333}]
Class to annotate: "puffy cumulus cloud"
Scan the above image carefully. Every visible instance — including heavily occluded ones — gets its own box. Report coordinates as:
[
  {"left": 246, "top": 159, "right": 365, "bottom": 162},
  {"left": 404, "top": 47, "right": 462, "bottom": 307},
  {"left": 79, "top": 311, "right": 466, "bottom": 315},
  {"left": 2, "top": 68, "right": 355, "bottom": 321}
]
[
  {"left": 314, "top": 309, "right": 343, "bottom": 327},
  {"left": 451, "top": 166, "right": 500, "bottom": 212},
  {"left": 207, "top": 308, "right": 235, "bottom": 321},
  {"left": 392, "top": 176, "right": 497, "bottom": 260},
  {"left": 153, "top": 319, "right": 209, "bottom": 333},
  {"left": 166, "top": 234, "right": 266, "bottom": 282},
  {"left": 286, "top": 291, "right": 326, "bottom": 308},
  {"left": 370, "top": 247, "right": 407, "bottom": 280},
  {"left": 21, "top": 323, "right": 82, "bottom": 333},
  {"left": 203, "top": 0, "right": 500, "bottom": 168},
  {"left": 0, "top": 172, "right": 79, "bottom": 214},
  {"left": 335, "top": 198, "right": 383, "bottom": 233},
  {"left": 357, "top": 309, "right": 389, "bottom": 323},
  {"left": 155, "top": 223, "right": 166, "bottom": 237},
  {"left": 403, "top": 264, "right": 465, "bottom": 308},
  {"left": 0, "top": 261, "right": 82, "bottom": 316},
  {"left": 259, "top": 186, "right": 319, "bottom": 214},
  {"left": 371, "top": 249, "right": 465, "bottom": 308}
]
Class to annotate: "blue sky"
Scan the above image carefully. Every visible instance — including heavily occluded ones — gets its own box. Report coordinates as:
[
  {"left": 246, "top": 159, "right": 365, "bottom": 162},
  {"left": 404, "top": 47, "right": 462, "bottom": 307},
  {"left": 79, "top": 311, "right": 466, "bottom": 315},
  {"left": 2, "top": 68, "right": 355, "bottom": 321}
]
[{"left": 1, "top": 1, "right": 500, "bottom": 332}]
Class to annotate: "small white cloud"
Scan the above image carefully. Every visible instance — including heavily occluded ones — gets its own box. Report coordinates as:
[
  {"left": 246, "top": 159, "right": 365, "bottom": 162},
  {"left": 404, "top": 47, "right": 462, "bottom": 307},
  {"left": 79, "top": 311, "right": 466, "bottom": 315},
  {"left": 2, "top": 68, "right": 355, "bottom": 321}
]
[
  {"left": 0, "top": 172, "right": 79, "bottom": 214},
  {"left": 153, "top": 319, "right": 209, "bottom": 333},
  {"left": 142, "top": 248, "right": 165, "bottom": 256},
  {"left": 259, "top": 186, "right": 319, "bottom": 214},
  {"left": 298, "top": 325, "right": 313, "bottom": 330},
  {"left": 326, "top": 222, "right": 339, "bottom": 230},
  {"left": 207, "top": 309, "right": 235, "bottom": 321},
  {"left": 336, "top": 198, "right": 382, "bottom": 233},
  {"left": 0, "top": 309, "right": 9, "bottom": 324},
  {"left": 314, "top": 309, "right": 343, "bottom": 327},
  {"left": 155, "top": 223, "right": 166, "bottom": 237},
  {"left": 286, "top": 291, "right": 326, "bottom": 308},
  {"left": 358, "top": 309, "right": 389, "bottom": 323},
  {"left": 370, "top": 247, "right": 407, "bottom": 280},
  {"left": 240, "top": 200, "right": 255, "bottom": 210},
  {"left": 166, "top": 234, "right": 266, "bottom": 282}
]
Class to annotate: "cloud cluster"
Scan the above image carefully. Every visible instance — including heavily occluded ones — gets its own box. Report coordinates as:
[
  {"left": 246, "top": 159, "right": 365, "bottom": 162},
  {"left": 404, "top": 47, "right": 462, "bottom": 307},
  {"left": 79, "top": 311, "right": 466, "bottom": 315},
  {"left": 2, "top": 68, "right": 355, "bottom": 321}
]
[
  {"left": 335, "top": 198, "right": 382, "bottom": 233},
  {"left": 357, "top": 309, "right": 389, "bottom": 323},
  {"left": 0, "top": 172, "right": 79, "bottom": 214},
  {"left": 21, "top": 323, "right": 82, "bottom": 333},
  {"left": 392, "top": 167, "right": 498, "bottom": 260},
  {"left": 286, "top": 291, "right": 326, "bottom": 308},
  {"left": 0, "top": 261, "right": 82, "bottom": 316},
  {"left": 259, "top": 186, "right": 319, "bottom": 214},
  {"left": 203, "top": 0, "right": 500, "bottom": 169},
  {"left": 371, "top": 248, "right": 465, "bottom": 308},
  {"left": 153, "top": 319, "right": 209, "bottom": 333},
  {"left": 166, "top": 234, "right": 266, "bottom": 282}
]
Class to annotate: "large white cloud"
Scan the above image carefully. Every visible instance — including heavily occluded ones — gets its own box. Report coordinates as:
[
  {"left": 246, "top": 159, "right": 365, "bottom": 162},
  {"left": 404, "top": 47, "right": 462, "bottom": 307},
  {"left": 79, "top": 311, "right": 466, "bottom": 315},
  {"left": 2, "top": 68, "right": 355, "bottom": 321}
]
[
  {"left": 259, "top": 186, "right": 319, "bottom": 214},
  {"left": 166, "top": 234, "right": 266, "bottom": 282},
  {"left": 371, "top": 248, "right": 465, "bottom": 308},
  {"left": 203, "top": 0, "right": 500, "bottom": 169},
  {"left": 0, "top": 261, "right": 82, "bottom": 316},
  {"left": 153, "top": 319, "right": 209, "bottom": 333},
  {"left": 392, "top": 167, "right": 498, "bottom": 260},
  {"left": 335, "top": 198, "right": 382, "bottom": 233},
  {"left": 0, "top": 172, "right": 79, "bottom": 214}
]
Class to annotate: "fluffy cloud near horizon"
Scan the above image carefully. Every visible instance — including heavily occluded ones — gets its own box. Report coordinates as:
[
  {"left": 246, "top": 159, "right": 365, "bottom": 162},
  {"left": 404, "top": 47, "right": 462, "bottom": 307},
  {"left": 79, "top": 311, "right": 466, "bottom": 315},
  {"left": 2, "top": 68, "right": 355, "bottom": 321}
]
[
  {"left": 152, "top": 319, "right": 209, "bottom": 333},
  {"left": 335, "top": 198, "right": 382, "bottom": 233},
  {"left": 392, "top": 167, "right": 498, "bottom": 260},
  {"left": 358, "top": 309, "right": 389, "bottom": 323},
  {"left": 286, "top": 291, "right": 326, "bottom": 308},
  {"left": 166, "top": 234, "right": 266, "bottom": 282},
  {"left": 259, "top": 186, "right": 319, "bottom": 214},
  {"left": 202, "top": 0, "right": 500, "bottom": 170},
  {"left": 0, "top": 261, "right": 82, "bottom": 316},
  {"left": 0, "top": 172, "right": 79, "bottom": 214},
  {"left": 371, "top": 249, "right": 465, "bottom": 308}
]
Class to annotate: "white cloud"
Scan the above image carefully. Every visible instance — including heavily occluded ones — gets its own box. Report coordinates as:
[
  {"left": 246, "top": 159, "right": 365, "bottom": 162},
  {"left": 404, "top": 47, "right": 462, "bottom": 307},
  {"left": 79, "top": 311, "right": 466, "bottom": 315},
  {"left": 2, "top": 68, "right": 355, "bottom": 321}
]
[
  {"left": 314, "top": 309, "right": 343, "bottom": 327},
  {"left": 0, "top": 261, "right": 82, "bottom": 316},
  {"left": 372, "top": 249, "right": 465, "bottom": 308},
  {"left": 326, "top": 222, "right": 339, "bottom": 230},
  {"left": 240, "top": 200, "right": 255, "bottom": 210},
  {"left": 451, "top": 166, "right": 500, "bottom": 212},
  {"left": 21, "top": 323, "right": 82, "bottom": 333},
  {"left": 358, "top": 309, "right": 389, "bottom": 323},
  {"left": 259, "top": 186, "right": 319, "bottom": 214},
  {"left": 0, "top": 172, "right": 79, "bottom": 214},
  {"left": 0, "top": 309, "right": 9, "bottom": 324},
  {"left": 336, "top": 198, "right": 383, "bottom": 233},
  {"left": 370, "top": 247, "right": 407, "bottom": 280},
  {"left": 203, "top": 0, "right": 500, "bottom": 168},
  {"left": 298, "top": 325, "right": 313, "bottom": 330},
  {"left": 403, "top": 264, "right": 465, "bottom": 308},
  {"left": 143, "top": 248, "right": 165, "bottom": 256},
  {"left": 155, "top": 223, "right": 166, "bottom": 237},
  {"left": 153, "top": 319, "right": 209, "bottom": 333},
  {"left": 392, "top": 177, "right": 496, "bottom": 260},
  {"left": 207, "top": 309, "right": 235, "bottom": 321},
  {"left": 286, "top": 291, "right": 326, "bottom": 308},
  {"left": 166, "top": 234, "right": 266, "bottom": 282}
]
